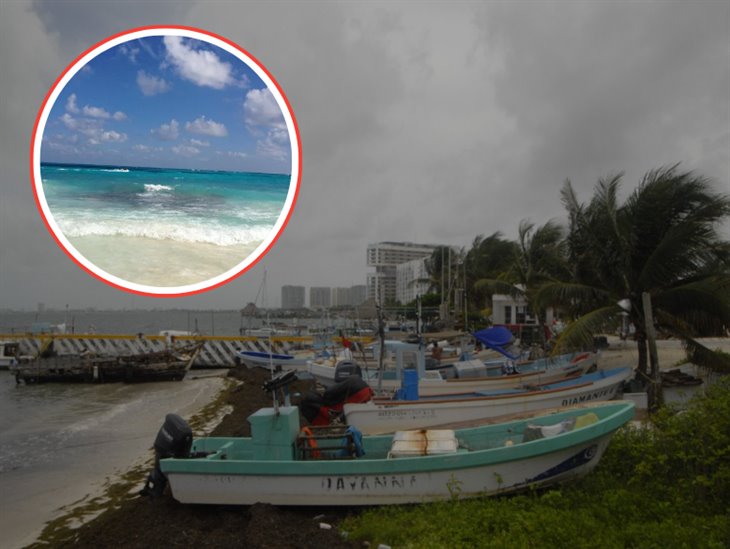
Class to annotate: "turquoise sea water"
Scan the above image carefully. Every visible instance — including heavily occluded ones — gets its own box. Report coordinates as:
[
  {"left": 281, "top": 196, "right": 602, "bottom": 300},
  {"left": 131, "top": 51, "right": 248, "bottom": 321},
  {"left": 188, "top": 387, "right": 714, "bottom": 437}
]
[{"left": 40, "top": 163, "right": 290, "bottom": 247}]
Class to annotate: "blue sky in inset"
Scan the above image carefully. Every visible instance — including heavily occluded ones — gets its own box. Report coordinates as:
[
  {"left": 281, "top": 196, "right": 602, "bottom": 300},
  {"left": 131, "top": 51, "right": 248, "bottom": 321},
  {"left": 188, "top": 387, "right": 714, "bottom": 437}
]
[{"left": 41, "top": 35, "right": 291, "bottom": 174}]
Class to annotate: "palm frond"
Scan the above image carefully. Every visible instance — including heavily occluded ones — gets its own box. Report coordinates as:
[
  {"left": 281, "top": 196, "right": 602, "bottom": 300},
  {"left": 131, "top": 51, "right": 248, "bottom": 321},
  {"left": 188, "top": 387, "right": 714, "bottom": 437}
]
[
  {"left": 653, "top": 275, "right": 730, "bottom": 334},
  {"left": 551, "top": 305, "right": 622, "bottom": 354},
  {"left": 653, "top": 310, "right": 730, "bottom": 373},
  {"left": 536, "top": 282, "right": 611, "bottom": 312},
  {"left": 474, "top": 278, "right": 522, "bottom": 298}
]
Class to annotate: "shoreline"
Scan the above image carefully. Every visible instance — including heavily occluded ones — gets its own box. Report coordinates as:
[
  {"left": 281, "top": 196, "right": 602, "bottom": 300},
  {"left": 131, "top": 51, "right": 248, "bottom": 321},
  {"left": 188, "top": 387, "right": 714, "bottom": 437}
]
[
  {"left": 25, "top": 367, "right": 357, "bottom": 549},
  {"left": 4, "top": 374, "right": 228, "bottom": 549}
]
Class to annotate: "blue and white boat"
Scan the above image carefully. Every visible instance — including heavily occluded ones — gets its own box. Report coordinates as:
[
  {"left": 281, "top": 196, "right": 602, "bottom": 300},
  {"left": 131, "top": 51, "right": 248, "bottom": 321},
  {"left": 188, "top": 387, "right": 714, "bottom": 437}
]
[{"left": 343, "top": 367, "right": 632, "bottom": 434}]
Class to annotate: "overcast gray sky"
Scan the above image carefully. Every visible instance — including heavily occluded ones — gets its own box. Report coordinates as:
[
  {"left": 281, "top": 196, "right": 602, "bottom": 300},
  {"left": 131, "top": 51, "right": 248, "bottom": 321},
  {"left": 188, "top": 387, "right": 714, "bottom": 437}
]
[{"left": 1, "top": 1, "right": 728, "bottom": 310}]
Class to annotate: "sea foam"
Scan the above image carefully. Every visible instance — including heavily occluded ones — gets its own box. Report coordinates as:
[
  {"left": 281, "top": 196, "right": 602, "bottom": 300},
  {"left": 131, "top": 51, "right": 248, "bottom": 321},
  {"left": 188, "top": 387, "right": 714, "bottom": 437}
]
[
  {"left": 143, "top": 183, "right": 173, "bottom": 192},
  {"left": 57, "top": 217, "right": 272, "bottom": 246}
]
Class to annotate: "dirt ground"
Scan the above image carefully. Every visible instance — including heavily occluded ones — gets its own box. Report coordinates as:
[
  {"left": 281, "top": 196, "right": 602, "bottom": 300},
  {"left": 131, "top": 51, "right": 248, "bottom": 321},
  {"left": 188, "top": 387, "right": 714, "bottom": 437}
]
[{"left": 49, "top": 367, "right": 362, "bottom": 549}]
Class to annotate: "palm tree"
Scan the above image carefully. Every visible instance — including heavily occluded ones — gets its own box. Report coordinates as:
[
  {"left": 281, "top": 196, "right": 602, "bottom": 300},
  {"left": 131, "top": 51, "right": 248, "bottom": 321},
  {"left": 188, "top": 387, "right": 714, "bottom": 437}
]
[
  {"left": 475, "top": 219, "right": 569, "bottom": 344},
  {"left": 540, "top": 166, "right": 730, "bottom": 393},
  {"left": 464, "top": 232, "right": 519, "bottom": 311}
]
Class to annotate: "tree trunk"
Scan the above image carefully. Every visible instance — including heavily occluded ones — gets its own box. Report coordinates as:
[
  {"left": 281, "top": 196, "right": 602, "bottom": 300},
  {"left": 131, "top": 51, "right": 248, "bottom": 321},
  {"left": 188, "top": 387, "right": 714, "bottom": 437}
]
[{"left": 635, "top": 332, "right": 648, "bottom": 379}]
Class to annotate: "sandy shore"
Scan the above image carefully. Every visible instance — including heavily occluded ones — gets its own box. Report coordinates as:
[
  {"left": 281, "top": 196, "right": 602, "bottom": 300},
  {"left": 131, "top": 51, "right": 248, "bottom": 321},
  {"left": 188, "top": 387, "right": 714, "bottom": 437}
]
[
  {"left": 3, "top": 375, "right": 227, "bottom": 549},
  {"left": 68, "top": 235, "right": 261, "bottom": 287},
  {"left": 598, "top": 335, "right": 730, "bottom": 371}
]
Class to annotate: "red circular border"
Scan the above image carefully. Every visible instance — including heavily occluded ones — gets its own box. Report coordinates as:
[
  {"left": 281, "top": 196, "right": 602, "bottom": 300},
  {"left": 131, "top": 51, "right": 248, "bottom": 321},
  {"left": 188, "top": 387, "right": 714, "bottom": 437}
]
[{"left": 30, "top": 25, "right": 302, "bottom": 298}]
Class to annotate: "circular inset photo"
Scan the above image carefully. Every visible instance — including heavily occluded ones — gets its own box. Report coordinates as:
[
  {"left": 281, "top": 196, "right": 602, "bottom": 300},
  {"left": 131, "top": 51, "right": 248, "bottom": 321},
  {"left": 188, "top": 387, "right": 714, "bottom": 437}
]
[{"left": 31, "top": 26, "right": 300, "bottom": 296}]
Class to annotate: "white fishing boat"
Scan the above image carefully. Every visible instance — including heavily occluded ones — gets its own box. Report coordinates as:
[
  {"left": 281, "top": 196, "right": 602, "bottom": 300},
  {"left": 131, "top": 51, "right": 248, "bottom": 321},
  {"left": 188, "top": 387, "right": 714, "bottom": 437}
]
[
  {"left": 342, "top": 367, "right": 632, "bottom": 435},
  {"left": 236, "top": 350, "right": 313, "bottom": 371},
  {"left": 307, "top": 341, "right": 598, "bottom": 396},
  {"left": 151, "top": 400, "right": 635, "bottom": 506},
  {"left": 0, "top": 340, "right": 20, "bottom": 369}
]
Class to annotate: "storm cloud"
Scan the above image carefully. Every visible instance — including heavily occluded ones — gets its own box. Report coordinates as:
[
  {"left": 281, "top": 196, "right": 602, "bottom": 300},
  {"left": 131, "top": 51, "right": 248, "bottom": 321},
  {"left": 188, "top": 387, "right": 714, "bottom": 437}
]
[{"left": 1, "top": 1, "right": 727, "bottom": 309}]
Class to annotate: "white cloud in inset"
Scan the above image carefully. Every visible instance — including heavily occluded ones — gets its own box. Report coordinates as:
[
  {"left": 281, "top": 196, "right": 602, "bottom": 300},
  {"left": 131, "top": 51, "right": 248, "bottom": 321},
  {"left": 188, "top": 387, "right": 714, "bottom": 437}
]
[
  {"left": 119, "top": 43, "right": 140, "bottom": 63},
  {"left": 226, "top": 151, "right": 247, "bottom": 159},
  {"left": 256, "top": 127, "right": 289, "bottom": 161},
  {"left": 112, "top": 111, "right": 126, "bottom": 121},
  {"left": 136, "top": 70, "right": 170, "bottom": 96},
  {"left": 101, "top": 130, "right": 126, "bottom": 142},
  {"left": 66, "top": 93, "right": 79, "bottom": 114},
  {"left": 172, "top": 144, "right": 200, "bottom": 155},
  {"left": 243, "top": 88, "right": 286, "bottom": 130},
  {"left": 163, "top": 35, "right": 234, "bottom": 89},
  {"left": 60, "top": 112, "right": 103, "bottom": 136},
  {"left": 185, "top": 116, "right": 227, "bottom": 137},
  {"left": 82, "top": 104, "right": 110, "bottom": 119},
  {"left": 133, "top": 144, "right": 162, "bottom": 153},
  {"left": 242, "top": 88, "right": 289, "bottom": 161},
  {"left": 151, "top": 119, "right": 179, "bottom": 141}
]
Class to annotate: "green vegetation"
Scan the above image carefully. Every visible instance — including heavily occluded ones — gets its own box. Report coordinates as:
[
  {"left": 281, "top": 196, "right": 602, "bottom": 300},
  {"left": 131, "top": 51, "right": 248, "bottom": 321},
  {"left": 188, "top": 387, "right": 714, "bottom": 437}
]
[
  {"left": 416, "top": 165, "right": 729, "bottom": 391},
  {"left": 342, "top": 378, "right": 730, "bottom": 548},
  {"left": 541, "top": 167, "right": 730, "bottom": 379}
]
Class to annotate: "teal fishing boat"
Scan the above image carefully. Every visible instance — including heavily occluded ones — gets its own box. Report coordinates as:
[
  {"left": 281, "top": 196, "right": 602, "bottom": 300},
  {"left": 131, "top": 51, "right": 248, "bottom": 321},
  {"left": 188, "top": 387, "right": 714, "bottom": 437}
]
[{"left": 149, "top": 400, "right": 634, "bottom": 506}]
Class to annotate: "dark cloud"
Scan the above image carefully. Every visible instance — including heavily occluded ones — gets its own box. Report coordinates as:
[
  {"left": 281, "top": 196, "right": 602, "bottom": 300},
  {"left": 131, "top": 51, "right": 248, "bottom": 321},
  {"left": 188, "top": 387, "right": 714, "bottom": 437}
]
[{"left": 1, "top": 1, "right": 727, "bottom": 310}]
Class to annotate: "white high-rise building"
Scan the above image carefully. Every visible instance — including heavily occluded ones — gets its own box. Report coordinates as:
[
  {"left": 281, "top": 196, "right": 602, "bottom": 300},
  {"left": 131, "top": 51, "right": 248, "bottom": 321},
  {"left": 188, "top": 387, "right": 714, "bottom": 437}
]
[
  {"left": 396, "top": 257, "right": 431, "bottom": 304},
  {"left": 367, "top": 242, "right": 439, "bottom": 303}
]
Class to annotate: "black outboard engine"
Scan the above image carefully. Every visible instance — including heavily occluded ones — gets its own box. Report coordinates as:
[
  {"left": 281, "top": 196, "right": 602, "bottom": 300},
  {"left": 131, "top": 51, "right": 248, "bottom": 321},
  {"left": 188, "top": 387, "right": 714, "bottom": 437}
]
[
  {"left": 333, "top": 360, "right": 362, "bottom": 383},
  {"left": 300, "top": 376, "right": 373, "bottom": 425},
  {"left": 141, "top": 413, "right": 193, "bottom": 497}
]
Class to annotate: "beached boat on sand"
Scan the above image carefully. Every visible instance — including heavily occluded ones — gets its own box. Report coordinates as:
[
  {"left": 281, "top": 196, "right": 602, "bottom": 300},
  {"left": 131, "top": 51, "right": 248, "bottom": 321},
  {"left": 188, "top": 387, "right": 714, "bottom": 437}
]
[
  {"left": 150, "top": 400, "right": 634, "bottom": 506},
  {"left": 342, "top": 367, "right": 632, "bottom": 435}
]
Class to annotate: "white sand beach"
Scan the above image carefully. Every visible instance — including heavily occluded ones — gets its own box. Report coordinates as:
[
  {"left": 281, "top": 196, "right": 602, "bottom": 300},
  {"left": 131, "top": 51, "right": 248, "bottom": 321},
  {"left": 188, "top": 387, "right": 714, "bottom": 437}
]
[{"left": 69, "top": 235, "right": 262, "bottom": 287}]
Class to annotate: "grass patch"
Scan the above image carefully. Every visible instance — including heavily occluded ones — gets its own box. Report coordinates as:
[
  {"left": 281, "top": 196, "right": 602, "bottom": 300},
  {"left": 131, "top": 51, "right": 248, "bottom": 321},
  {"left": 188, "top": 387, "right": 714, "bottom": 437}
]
[{"left": 343, "top": 378, "right": 730, "bottom": 548}]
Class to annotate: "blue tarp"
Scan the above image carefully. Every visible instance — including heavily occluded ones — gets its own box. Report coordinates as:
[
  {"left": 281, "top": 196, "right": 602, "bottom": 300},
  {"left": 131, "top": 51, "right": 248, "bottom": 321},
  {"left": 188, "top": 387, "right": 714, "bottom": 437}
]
[{"left": 473, "top": 326, "right": 519, "bottom": 359}]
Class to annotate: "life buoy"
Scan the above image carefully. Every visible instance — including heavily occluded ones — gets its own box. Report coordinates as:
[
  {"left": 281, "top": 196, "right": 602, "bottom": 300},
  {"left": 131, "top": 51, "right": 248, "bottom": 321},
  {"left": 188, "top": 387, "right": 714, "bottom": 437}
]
[{"left": 300, "top": 427, "right": 321, "bottom": 459}]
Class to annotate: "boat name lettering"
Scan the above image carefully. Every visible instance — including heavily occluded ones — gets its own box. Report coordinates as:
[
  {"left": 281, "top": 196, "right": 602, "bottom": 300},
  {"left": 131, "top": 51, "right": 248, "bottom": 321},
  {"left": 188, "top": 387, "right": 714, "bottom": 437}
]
[
  {"left": 377, "top": 408, "right": 436, "bottom": 419},
  {"left": 205, "top": 475, "right": 234, "bottom": 484},
  {"left": 561, "top": 387, "right": 613, "bottom": 406},
  {"left": 321, "top": 475, "right": 418, "bottom": 491}
]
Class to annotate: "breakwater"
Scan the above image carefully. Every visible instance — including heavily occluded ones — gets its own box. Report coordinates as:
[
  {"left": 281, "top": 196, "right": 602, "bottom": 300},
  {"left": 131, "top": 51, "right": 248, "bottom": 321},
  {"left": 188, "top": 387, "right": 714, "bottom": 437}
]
[{"left": 0, "top": 333, "right": 370, "bottom": 367}]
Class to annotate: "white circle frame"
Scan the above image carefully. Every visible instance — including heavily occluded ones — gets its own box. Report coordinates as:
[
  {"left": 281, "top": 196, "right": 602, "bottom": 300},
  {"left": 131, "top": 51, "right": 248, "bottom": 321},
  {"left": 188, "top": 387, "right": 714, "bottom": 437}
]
[{"left": 31, "top": 26, "right": 300, "bottom": 296}]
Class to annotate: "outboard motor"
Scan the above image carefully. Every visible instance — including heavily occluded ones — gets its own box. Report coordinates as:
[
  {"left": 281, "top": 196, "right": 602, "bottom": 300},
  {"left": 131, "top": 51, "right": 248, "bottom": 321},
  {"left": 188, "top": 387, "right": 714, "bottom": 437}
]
[
  {"left": 333, "top": 360, "right": 362, "bottom": 383},
  {"left": 141, "top": 413, "right": 192, "bottom": 497},
  {"left": 300, "top": 376, "right": 373, "bottom": 426}
]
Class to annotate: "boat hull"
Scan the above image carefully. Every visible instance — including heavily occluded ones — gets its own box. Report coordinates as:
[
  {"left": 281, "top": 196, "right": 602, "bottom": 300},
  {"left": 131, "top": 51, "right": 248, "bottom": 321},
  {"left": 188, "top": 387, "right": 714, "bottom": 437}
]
[
  {"left": 343, "top": 367, "right": 631, "bottom": 434},
  {"left": 164, "top": 438, "right": 612, "bottom": 505},
  {"left": 160, "top": 401, "right": 634, "bottom": 506},
  {"left": 237, "top": 351, "right": 310, "bottom": 371}
]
